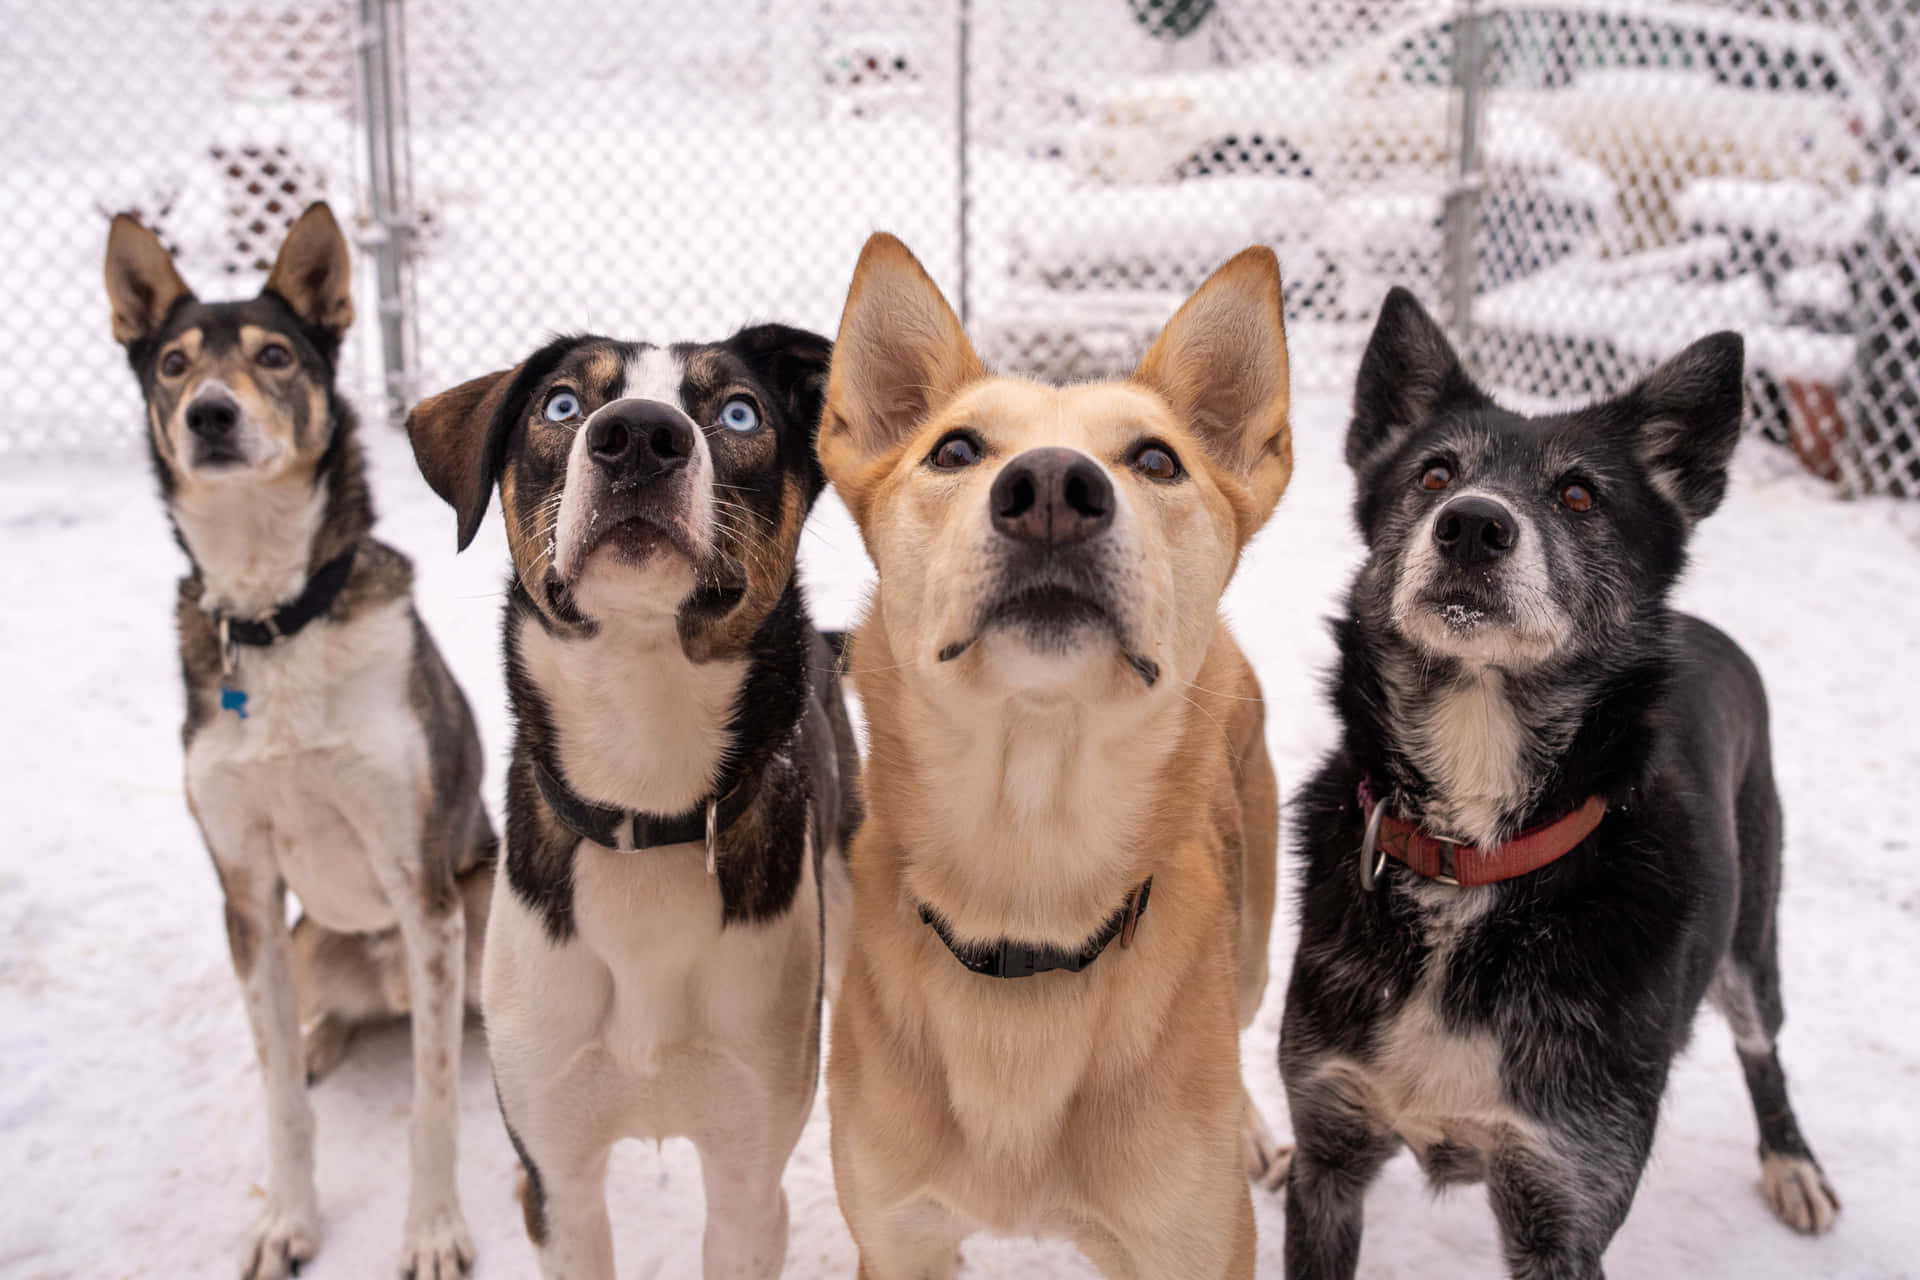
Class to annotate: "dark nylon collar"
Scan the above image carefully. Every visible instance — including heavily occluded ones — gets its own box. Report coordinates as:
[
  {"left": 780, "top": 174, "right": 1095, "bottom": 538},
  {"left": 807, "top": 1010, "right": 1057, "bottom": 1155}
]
[
  {"left": 216, "top": 547, "right": 358, "bottom": 648},
  {"left": 919, "top": 878, "right": 1152, "bottom": 979},
  {"left": 532, "top": 754, "right": 757, "bottom": 854}
]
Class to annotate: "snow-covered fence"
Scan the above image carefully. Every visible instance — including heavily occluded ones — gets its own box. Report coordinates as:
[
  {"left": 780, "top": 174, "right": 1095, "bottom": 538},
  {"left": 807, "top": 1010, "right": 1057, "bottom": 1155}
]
[
  {"left": 4, "top": 0, "right": 1916, "bottom": 496},
  {"left": 1460, "top": 1, "right": 1920, "bottom": 497}
]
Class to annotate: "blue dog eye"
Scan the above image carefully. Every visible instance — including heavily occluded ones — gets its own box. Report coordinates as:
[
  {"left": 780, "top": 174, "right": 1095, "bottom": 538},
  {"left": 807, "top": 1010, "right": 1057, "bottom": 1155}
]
[
  {"left": 719, "top": 397, "right": 760, "bottom": 433},
  {"left": 544, "top": 391, "right": 580, "bottom": 422}
]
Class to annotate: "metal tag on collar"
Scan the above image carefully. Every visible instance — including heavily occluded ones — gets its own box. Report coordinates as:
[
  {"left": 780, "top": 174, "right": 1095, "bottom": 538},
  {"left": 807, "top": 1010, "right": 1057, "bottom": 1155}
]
[
  {"left": 1359, "top": 798, "right": 1388, "bottom": 892},
  {"left": 704, "top": 797, "right": 718, "bottom": 876}
]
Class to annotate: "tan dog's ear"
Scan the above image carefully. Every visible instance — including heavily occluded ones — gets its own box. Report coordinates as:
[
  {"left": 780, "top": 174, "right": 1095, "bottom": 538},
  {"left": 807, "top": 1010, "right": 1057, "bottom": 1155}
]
[
  {"left": 821, "top": 233, "right": 984, "bottom": 517},
  {"left": 406, "top": 365, "right": 523, "bottom": 551},
  {"left": 265, "top": 203, "right": 354, "bottom": 338},
  {"left": 104, "top": 214, "right": 193, "bottom": 347},
  {"left": 1134, "top": 246, "right": 1292, "bottom": 527}
]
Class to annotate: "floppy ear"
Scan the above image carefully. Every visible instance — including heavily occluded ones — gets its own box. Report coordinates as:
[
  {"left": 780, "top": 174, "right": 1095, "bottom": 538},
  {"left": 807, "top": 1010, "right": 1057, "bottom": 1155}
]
[
  {"left": 405, "top": 366, "right": 523, "bottom": 552},
  {"left": 820, "top": 233, "right": 984, "bottom": 515},
  {"left": 1133, "top": 245, "right": 1292, "bottom": 526},
  {"left": 265, "top": 203, "right": 354, "bottom": 339},
  {"left": 104, "top": 213, "right": 193, "bottom": 348},
  {"left": 1348, "top": 288, "right": 1485, "bottom": 470},
  {"left": 732, "top": 323, "right": 835, "bottom": 496},
  {"left": 1628, "top": 331, "right": 1745, "bottom": 524}
]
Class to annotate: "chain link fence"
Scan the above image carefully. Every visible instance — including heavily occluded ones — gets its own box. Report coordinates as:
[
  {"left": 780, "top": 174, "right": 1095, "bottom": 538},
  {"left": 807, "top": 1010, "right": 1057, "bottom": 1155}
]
[{"left": 3, "top": 0, "right": 1914, "bottom": 496}]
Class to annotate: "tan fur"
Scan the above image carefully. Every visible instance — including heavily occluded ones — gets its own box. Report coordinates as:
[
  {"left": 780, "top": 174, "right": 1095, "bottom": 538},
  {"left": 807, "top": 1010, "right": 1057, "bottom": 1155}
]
[
  {"left": 821, "top": 235, "right": 1291, "bottom": 1278},
  {"left": 104, "top": 213, "right": 191, "bottom": 345},
  {"left": 263, "top": 203, "right": 355, "bottom": 336}
]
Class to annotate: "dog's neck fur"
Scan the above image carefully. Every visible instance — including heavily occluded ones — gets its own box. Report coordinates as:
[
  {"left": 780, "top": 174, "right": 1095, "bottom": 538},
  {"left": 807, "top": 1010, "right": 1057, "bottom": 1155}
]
[
  {"left": 858, "top": 621, "right": 1189, "bottom": 947},
  {"left": 1338, "top": 612, "right": 1673, "bottom": 851},
  {"left": 508, "top": 579, "right": 809, "bottom": 818},
  {"left": 163, "top": 399, "right": 371, "bottom": 619}
]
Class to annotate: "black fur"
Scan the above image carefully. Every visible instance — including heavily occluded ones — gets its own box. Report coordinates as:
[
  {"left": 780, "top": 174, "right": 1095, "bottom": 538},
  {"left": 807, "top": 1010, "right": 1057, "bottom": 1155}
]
[{"left": 1278, "top": 290, "right": 1835, "bottom": 1278}]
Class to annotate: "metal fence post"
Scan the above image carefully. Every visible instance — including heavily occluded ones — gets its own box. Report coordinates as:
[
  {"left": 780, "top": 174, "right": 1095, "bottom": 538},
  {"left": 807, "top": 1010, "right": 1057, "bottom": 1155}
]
[
  {"left": 354, "top": 0, "right": 417, "bottom": 426},
  {"left": 1443, "top": 0, "right": 1486, "bottom": 351},
  {"left": 956, "top": 0, "right": 972, "bottom": 327}
]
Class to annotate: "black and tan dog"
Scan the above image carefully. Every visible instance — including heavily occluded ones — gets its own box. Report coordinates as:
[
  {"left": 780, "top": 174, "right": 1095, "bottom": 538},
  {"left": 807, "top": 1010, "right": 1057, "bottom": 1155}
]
[
  {"left": 105, "top": 204, "right": 495, "bottom": 1279},
  {"left": 1279, "top": 289, "right": 1840, "bottom": 1278},
  {"left": 406, "top": 323, "right": 858, "bottom": 1279},
  {"left": 819, "top": 234, "right": 1291, "bottom": 1279}
]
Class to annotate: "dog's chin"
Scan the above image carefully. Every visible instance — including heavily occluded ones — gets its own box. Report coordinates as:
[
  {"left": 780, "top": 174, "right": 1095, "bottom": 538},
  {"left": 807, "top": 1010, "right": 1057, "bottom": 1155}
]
[
  {"left": 1398, "top": 595, "right": 1559, "bottom": 667},
  {"left": 949, "top": 587, "right": 1157, "bottom": 696},
  {"left": 567, "top": 519, "right": 698, "bottom": 622}
]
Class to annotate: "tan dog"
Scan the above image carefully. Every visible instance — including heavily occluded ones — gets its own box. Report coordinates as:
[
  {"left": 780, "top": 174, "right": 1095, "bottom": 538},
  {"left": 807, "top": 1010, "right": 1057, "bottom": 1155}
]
[{"left": 820, "top": 234, "right": 1292, "bottom": 1279}]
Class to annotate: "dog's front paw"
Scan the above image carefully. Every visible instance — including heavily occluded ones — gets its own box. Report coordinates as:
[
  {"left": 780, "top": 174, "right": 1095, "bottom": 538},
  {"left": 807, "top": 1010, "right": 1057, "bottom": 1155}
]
[
  {"left": 242, "top": 1202, "right": 319, "bottom": 1279},
  {"left": 400, "top": 1205, "right": 475, "bottom": 1279},
  {"left": 1240, "top": 1094, "right": 1293, "bottom": 1191},
  {"left": 1762, "top": 1152, "right": 1840, "bottom": 1235}
]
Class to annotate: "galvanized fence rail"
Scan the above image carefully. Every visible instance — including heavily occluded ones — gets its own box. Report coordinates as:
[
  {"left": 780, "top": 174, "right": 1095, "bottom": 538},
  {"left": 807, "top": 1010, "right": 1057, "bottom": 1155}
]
[{"left": 2, "top": 0, "right": 1913, "bottom": 496}]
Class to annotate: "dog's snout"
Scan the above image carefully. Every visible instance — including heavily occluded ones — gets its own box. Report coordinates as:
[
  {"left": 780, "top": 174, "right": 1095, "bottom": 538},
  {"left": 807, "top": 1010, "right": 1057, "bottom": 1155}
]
[
  {"left": 184, "top": 393, "right": 240, "bottom": 442},
  {"left": 1434, "top": 495, "right": 1517, "bottom": 566},
  {"left": 586, "top": 400, "right": 695, "bottom": 481},
  {"left": 990, "top": 448, "right": 1114, "bottom": 548}
]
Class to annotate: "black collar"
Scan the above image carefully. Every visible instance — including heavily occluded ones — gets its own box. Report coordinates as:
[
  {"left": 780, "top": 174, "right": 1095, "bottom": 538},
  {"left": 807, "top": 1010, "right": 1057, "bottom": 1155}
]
[
  {"left": 918, "top": 879, "right": 1153, "bottom": 979},
  {"left": 533, "top": 754, "right": 757, "bottom": 859},
  {"left": 215, "top": 546, "right": 357, "bottom": 666}
]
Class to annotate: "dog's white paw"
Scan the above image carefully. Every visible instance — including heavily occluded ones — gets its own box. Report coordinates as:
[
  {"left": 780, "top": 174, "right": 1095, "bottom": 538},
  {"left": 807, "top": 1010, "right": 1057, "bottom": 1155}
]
[
  {"left": 1761, "top": 1152, "right": 1840, "bottom": 1235},
  {"left": 1240, "top": 1099, "right": 1293, "bottom": 1191},
  {"left": 400, "top": 1205, "right": 475, "bottom": 1279},
  {"left": 242, "top": 1201, "right": 319, "bottom": 1279}
]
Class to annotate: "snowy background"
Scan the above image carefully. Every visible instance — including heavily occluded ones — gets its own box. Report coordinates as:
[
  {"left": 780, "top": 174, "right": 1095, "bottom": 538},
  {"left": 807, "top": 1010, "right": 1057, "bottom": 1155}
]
[{"left": 4, "top": 394, "right": 1918, "bottom": 1278}]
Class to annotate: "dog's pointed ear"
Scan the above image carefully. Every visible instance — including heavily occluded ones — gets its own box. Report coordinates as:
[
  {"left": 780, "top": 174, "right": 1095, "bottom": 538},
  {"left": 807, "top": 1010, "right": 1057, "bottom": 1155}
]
[
  {"left": 1628, "top": 331, "right": 1746, "bottom": 524},
  {"left": 265, "top": 203, "right": 354, "bottom": 339},
  {"left": 104, "top": 213, "right": 193, "bottom": 348},
  {"left": 820, "top": 233, "right": 983, "bottom": 515},
  {"left": 1349, "top": 288, "right": 1485, "bottom": 471},
  {"left": 1133, "top": 245, "right": 1292, "bottom": 527},
  {"left": 406, "top": 366, "right": 522, "bottom": 552}
]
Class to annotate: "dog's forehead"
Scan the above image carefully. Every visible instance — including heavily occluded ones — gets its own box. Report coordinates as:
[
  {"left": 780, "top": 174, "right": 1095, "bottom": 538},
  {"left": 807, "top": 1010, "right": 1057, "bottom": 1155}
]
[
  {"left": 160, "top": 296, "right": 302, "bottom": 354},
  {"left": 951, "top": 378, "right": 1169, "bottom": 450}
]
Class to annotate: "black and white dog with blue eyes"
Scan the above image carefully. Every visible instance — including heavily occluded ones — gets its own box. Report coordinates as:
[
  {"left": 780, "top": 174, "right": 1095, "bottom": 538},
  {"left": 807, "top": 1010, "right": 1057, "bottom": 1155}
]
[
  {"left": 1277, "top": 289, "right": 1840, "bottom": 1279},
  {"left": 407, "top": 325, "right": 859, "bottom": 1280}
]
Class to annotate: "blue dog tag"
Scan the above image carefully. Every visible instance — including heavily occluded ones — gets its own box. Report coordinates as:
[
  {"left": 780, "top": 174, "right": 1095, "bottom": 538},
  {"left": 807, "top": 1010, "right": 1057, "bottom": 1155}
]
[{"left": 221, "top": 686, "right": 249, "bottom": 719}]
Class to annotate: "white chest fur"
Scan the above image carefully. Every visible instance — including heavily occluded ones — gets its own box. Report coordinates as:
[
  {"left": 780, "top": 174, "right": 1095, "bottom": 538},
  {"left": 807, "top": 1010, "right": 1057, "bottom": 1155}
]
[
  {"left": 172, "top": 477, "right": 329, "bottom": 619},
  {"left": 1406, "top": 670, "right": 1532, "bottom": 848},
  {"left": 517, "top": 611, "right": 746, "bottom": 814},
  {"left": 185, "top": 596, "right": 424, "bottom": 933}
]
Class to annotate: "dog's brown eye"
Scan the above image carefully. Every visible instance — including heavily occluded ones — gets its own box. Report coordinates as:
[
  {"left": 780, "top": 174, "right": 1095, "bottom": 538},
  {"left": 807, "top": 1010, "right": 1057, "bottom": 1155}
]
[
  {"left": 1128, "top": 440, "right": 1183, "bottom": 482},
  {"left": 1421, "top": 464, "right": 1453, "bottom": 491},
  {"left": 929, "top": 431, "right": 982, "bottom": 470},
  {"left": 256, "top": 343, "right": 292, "bottom": 369},
  {"left": 1560, "top": 482, "right": 1594, "bottom": 512},
  {"left": 159, "top": 350, "right": 189, "bottom": 378}
]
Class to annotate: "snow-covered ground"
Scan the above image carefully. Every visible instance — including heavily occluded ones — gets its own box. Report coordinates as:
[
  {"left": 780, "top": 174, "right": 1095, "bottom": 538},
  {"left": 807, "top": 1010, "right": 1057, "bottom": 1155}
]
[{"left": 3, "top": 395, "right": 1917, "bottom": 1278}]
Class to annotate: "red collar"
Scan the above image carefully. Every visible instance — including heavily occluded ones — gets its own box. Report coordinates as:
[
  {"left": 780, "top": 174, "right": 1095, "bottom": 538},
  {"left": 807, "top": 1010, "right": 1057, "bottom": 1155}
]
[{"left": 1358, "top": 778, "right": 1606, "bottom": 888}]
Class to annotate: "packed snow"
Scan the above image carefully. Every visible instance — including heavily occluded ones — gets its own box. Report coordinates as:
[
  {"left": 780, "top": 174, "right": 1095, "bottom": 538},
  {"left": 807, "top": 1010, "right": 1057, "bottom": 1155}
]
[{"left": 3, "top": 388, "right": 1916, "bottom": 1278}]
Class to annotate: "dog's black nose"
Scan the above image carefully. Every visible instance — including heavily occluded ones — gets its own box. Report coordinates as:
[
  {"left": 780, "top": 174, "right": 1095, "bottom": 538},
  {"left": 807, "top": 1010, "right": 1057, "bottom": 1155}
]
[
  {"left": 184, "top": 393, "right": 240, "bottom": 442},
  {"left": 991, "top": 447, "right": 1114, "bottom": 548},
  {"left": 586, "top": 400, "right": 695, "bottom": 481},
  {"left": 1434, "top": 495, "right": 1517, "bottom": 566}
]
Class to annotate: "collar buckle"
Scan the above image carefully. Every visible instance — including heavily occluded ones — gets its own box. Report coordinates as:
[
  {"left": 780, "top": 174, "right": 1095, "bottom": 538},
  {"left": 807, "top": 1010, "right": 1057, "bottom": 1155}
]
[
  {"left": 218, "top": 615, "right": 236, "bottom": 677},
  {"left": 704, "top": 797, "right": 719, "bottom": 876}
]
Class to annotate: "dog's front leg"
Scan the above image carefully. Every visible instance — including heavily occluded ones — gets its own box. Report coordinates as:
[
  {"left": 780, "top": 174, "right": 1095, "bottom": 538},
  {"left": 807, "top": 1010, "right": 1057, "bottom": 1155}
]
[
  {"left": 380, "top": 857, "right": 474, "bottom": 1278},
  {"left": 216, "top": 858, "right": 322, "bottom": 1279},
  {"left": 1280, "top": 1079, "right": 1397, "bottom": 1280},
  {"left": 1487, "top": 1139, "right": 1630, "bottom": 1280}
]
